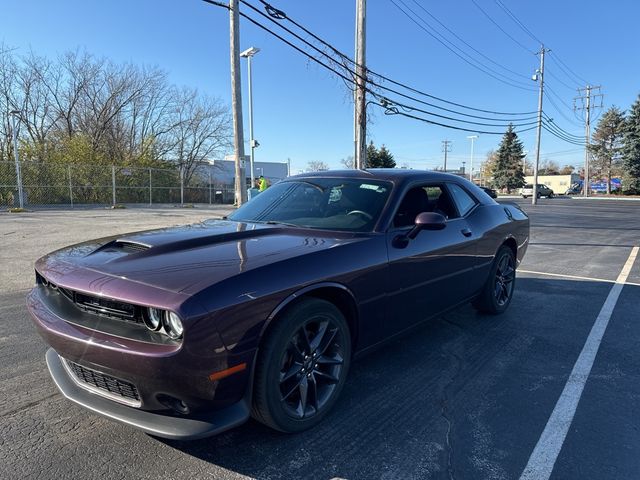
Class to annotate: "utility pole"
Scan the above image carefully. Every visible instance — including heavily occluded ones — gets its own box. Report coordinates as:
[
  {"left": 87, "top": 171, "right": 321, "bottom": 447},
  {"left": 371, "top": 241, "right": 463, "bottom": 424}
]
[
  {"left": 354, "top": 0, "right": 367, "bottom": 169},
  {"left": 230, "top": 0, "right": 246, "bottom": 205},
  {"left": 467, "top": 135, "right": 478, "bottom": 182},
  {"left": 442, "top": 140, "right": 451, "bottom": 172},
  {"left": 532, "top": 45, "right": 548, "bottom": 206},
  {"left": 575, "top": 85, "right": 603, "bottom": 197}
]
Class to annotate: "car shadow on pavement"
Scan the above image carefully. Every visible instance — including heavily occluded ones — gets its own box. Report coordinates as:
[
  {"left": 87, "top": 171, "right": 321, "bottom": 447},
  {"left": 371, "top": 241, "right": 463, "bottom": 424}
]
[{"left": 159, "top": 277, "right": 613, "bottom": 480}]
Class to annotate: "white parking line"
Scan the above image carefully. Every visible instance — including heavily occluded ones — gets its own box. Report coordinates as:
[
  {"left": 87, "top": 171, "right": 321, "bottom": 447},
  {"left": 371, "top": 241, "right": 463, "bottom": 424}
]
[
  {"left": 520, "top": 246, "right": 639, "bottom": 480},
  {"left": 518, "top": 269, "right": 640, "bottom": 287}
]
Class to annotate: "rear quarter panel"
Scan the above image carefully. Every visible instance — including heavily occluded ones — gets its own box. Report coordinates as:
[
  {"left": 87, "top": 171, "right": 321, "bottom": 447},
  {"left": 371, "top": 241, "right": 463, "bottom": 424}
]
[{"left": 468, "top": 203, "right": 529, "bottom": 281}]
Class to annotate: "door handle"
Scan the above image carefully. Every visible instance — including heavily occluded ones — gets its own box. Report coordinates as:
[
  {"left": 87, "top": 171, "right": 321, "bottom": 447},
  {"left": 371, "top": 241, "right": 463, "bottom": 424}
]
[{"left": 461, "top": 228, "right": 472, "bottom": 237}]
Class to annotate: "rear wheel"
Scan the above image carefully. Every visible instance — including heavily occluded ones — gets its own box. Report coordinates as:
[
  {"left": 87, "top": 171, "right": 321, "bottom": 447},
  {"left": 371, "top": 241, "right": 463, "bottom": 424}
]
[
  {"left": 251, "top": 298, "right": 351, "bottom": 432},
  {"left": 473, "top": 245, "right": 516, "bottom": 314}
]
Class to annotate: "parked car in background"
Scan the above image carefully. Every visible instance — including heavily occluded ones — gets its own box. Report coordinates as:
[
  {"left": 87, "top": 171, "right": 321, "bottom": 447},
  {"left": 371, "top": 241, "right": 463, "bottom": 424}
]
[
  {"left": 28, "top": 170, "right": 529, "bottom": 440},
  {"left": 480, "top": 186, "right": 498, "bottom": 199},
  {"left": 521, "top": 184, "right": 554, "bottom": 198},
  {"left": 564, "top": 183, "right": 582, "bottom": 195}
]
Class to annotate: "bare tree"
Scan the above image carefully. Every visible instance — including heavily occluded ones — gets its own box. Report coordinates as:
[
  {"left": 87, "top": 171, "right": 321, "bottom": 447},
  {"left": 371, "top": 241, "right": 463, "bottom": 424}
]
[
  {"left": 0, "top": 44, "right": 19, "bottom": 162},
  {"left": 306, "top": 160, "right": 329, "bottom": 172},
  {"left": 340, "top": 155, "right": 354, "bottom": 169},
  {"left": 0, "top": 46, "right": 232, "bottom": 174},
  {"left": 170, "top": 88, "right": 232, "bottom": 185}
]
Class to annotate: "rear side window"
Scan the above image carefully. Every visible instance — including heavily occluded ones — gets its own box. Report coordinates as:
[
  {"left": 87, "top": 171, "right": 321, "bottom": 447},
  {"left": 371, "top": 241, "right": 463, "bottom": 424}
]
[{"left": 447, "top": 183, "right": 477, "bottom": 217}]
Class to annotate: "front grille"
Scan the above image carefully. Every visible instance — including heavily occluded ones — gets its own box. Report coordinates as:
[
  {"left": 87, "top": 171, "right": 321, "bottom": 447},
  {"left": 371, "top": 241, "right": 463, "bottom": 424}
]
[
  {"left": 65, "top": 359, "right": 141, "bottom": 406},
  {"left": 37, "top": 273, "right": 141, "bottom": 324},
  {"left": 73, "top": 292, "right": 138, "bottom": 320}
]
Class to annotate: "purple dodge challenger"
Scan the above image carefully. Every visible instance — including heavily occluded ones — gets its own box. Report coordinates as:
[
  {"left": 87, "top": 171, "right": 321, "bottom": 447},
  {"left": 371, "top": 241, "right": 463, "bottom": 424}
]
[{"left": 28, "top": 170, "right": 529, "bottom": 439}]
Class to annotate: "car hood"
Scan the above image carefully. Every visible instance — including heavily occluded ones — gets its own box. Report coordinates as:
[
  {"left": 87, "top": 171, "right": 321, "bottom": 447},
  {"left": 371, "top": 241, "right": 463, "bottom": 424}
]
[{"left": 35, "top": 220, "right": 363, "bottom": 296}]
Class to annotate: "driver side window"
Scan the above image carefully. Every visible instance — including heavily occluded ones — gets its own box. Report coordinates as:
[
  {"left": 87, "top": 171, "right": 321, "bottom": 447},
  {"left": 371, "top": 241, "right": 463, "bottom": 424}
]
[{"left": 393, "top": 184, "right": 458, "bottom": 228}]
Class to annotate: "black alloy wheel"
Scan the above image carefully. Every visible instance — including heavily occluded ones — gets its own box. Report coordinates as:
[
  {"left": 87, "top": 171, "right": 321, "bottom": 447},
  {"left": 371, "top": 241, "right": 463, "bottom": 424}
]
[
  {"left": 494, "top": 251, "right": 515, "bottom": 307},
  {"left": 252, "top": 298, "right": 351, "bottom": 432},
  {"left": 473, "top": 245, "right": 517, "bottom": 314}
]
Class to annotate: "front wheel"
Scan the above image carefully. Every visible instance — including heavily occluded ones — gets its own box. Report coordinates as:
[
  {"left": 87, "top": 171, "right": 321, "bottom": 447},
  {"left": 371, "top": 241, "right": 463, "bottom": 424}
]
[
  {"left": 473, "top": 245, "right": 516, "bottom": 314},
  {"left": 251, "top": 298, "right": 351, "bottom": 433}
]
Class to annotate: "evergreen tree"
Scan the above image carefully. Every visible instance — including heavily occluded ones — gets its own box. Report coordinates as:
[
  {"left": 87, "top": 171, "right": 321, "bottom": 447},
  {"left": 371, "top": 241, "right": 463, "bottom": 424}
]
[
  {"left": 589, "top": 106, "right": 625, "bottom": 194},
  {"left": 622, "top": 95, "right": 640, "bottom": 193},
  {"left": 365, "top": 142, "right": 396, "bottom": 168},
  {"left": 365, "top": 141, "right": 378, "bottom": 168},
  {"left": 492, "top": 125, "right": 525, "bottom": 192},
  {"left": 373, "top": 144, "right": 396, "bottom": 168}
]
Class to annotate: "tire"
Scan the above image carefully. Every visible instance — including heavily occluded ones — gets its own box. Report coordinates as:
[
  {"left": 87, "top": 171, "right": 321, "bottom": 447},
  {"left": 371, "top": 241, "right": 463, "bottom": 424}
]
[
  {"left": 522, "top": 195, "right": 528, "bottom": 198},
  {"left": 548, "top": 193, "right": 554, "bottom": 198},
  {"left": 251, "top": 298, "right": 351, "bottom": 433},
  {"left": 472, "top": 245, "right": 516, "bottom": 314}
]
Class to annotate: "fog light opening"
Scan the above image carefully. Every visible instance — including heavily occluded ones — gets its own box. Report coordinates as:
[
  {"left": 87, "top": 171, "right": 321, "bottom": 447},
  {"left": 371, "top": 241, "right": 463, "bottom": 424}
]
[{"left": 157, "top": 394, "right": 190, "bottom": 415}]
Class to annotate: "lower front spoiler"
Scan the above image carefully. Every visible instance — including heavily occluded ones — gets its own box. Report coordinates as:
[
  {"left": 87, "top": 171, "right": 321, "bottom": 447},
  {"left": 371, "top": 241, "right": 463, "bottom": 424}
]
[{"left": 45, "top": 349, "right": 250, "bottom": 440}]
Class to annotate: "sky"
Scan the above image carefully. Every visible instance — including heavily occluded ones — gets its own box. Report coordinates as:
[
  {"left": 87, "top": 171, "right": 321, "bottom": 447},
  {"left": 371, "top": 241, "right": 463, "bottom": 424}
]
[{"left": 2, "top": 0, "right": 639, "bottom": 174}]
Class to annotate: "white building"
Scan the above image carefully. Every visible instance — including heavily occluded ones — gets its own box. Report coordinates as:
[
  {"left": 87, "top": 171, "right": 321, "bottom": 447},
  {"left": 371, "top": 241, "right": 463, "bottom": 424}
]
[{"left": 218, "top": 157, "right": 289, "bottom": 186}]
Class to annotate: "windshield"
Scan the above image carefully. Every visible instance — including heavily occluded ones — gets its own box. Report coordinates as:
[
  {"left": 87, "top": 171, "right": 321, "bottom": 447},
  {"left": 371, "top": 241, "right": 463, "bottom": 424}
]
[{"left": 228, "top": 178, "right": 392, "bottom": 232}]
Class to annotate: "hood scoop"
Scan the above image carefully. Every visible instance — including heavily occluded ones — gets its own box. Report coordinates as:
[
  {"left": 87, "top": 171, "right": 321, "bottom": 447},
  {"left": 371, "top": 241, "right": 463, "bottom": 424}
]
[{"left": 95, "top": 240, "right": 151, "bottom": 255}]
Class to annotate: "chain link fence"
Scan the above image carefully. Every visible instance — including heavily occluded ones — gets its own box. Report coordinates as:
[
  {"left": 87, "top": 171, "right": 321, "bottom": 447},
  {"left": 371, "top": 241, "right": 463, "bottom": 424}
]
[{"left": 0, "top": 161, "right": 235, "bottom": 208}]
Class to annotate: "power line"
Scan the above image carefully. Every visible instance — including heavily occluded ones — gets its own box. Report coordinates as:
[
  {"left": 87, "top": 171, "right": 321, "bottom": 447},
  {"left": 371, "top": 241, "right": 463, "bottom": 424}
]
[
  {"left": 547, "top": 54, "right": 585, "bottom": 88},
  {"left": 407, "top": 0, "right": 531, "bottom": 80},
  {"left": 542, "top": 125, "right": 586, "bottom": 146},
  {"left": 545, "top": 86, "right": 584, "bottom": 127},
  {"left": 373, "top": 93, "right": 539, "bottom": 128},
  {"left": 541, "top": 120, "right": 586, "bottom": 145},
  {"left": 252, "top": 0, "right": 539, "bottom": 116},
  {"left": 204, "top": 1, "right": 536, "bottom": 135},
  {"left": 494, "top": 0, "right": 543, "bottom": 45},
  {"left": 469, "top": 0, "right": 535, "bottom": 54},
  {"left": 543, "top": 114, "right": 585, "bottom": 139},
  {"left": 550, "top": 52, "right": 589, "bottom": 85},
  {"left": 242, "top": 0, "right": 539, "bottom": 121},
  {"left": 388, "top": 0, "right": 536, "bottom": 91},
  {"left": 377, "top": 103, "right": 539, "bottom": 135},
  {"left": 546, "top": 69, "right": 578, "bottom": 91}
]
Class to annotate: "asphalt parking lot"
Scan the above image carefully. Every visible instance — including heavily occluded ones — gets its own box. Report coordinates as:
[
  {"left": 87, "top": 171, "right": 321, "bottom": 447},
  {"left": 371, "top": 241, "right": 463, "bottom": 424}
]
[{"left": 1, "top": 198, "right": 638, "bottom": 480}]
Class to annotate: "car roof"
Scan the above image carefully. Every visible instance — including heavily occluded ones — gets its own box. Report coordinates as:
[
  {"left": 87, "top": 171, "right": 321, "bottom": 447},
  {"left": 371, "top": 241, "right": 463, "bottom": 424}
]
[{"left": 288, "top": 169, "right": 467, "bottom": 186}]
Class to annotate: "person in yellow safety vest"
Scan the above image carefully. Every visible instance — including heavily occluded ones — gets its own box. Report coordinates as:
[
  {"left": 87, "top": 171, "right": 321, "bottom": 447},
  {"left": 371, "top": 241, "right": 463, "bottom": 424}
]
[{"left": 258, "top": 175, "right": 269, "bottom": 192}]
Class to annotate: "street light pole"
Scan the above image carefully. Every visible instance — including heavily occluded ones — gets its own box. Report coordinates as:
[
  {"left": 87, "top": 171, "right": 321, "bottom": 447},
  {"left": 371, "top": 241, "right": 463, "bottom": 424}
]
[
  {"left": 240, "top": 46, "right": 260, "bottom": 188},
  {"left": 467, "top": 135, "right": 478, "bottom": 183},
  {"left": 10, "top": 110, "right": 24, "bottom": 209}
]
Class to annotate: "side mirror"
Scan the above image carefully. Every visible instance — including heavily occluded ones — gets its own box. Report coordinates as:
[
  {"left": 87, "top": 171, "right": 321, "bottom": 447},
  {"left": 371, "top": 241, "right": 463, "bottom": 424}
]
[{"left": 407, "top": 212, "right": 447, "bottom": 239}]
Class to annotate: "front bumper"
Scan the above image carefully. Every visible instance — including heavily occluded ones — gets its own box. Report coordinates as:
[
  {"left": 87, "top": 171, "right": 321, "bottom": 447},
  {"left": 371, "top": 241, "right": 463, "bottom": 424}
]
[
  {"left": 46, "top": 349, "right": 249, "bottom": 440},
  {"left": 28, "top": 285, "right": 256, "bottom": 439}
]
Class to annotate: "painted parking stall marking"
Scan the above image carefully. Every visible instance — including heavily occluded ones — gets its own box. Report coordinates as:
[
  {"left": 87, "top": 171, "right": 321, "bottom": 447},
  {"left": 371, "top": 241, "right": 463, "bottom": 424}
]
[
  {"left": 520, "top": 246, "right": 639, "bottom": 480},
  {"left": 519, "top": 269, "right": 640, "bottom": 287}
]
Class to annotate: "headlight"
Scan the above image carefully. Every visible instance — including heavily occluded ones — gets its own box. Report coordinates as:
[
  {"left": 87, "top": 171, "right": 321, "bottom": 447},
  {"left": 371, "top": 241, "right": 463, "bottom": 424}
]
[
  {"left": 144, "top": 308, "right": 163, "bottom": 331},
  {"left": 162, "top": 311, "right": 184, "bottom": 340}
]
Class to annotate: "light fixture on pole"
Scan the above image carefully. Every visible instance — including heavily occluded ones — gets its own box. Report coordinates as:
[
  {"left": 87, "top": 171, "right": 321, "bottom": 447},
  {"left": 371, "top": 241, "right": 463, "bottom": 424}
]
[
  {"left": 10, "top": 110, "right": 24, "bottom": 209},
  {"left": 466, "top": 135, "right": 478, "bottom": 183},
  {"left": 240, "top": 46, "right": 260, "bottom": 187}
]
